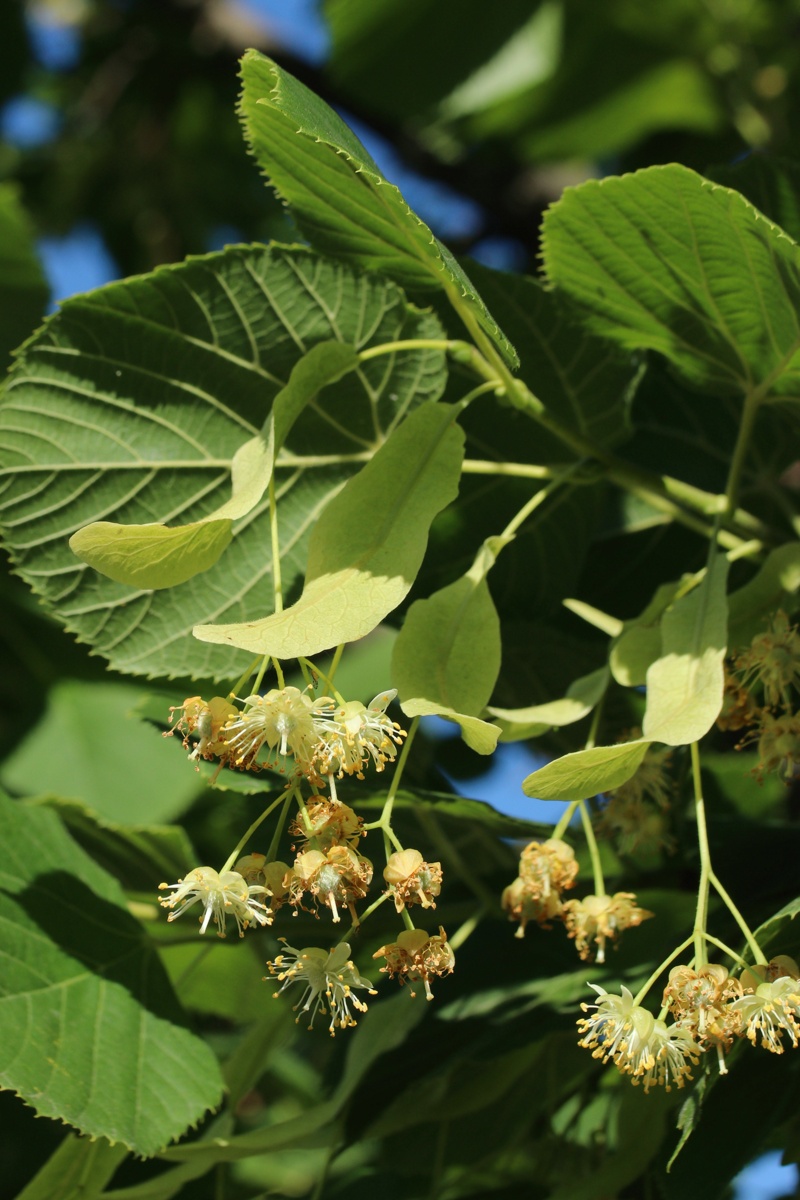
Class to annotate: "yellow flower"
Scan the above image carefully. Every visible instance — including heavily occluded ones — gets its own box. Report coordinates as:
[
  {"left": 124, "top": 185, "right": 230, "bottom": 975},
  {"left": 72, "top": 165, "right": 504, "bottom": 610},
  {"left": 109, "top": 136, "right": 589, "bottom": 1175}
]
[
  {"left": 518, "top": 838, "right": 578, "bottom": 899},
  {"left": 167, "top": 695, "right": 237, "bottom": 762},
  {"left": 729, "top": 977, "right": 800, "bottom": 1053},
  {"left": 501, "top": 876, "right": 563, "bottom": 938},
  {"left": 735, "top": 611, "right": 800, "bottom": 711},
  {"left": 309, "top": 690, "right": 406, "bottom": 780},
  {"left": 291, "top": 844, "right": 373, "bottom": 923},
  {"left": 222, "top": 687, "right": 318, "bottom": 770},
  {"left": 289, "top": 797, "right": 364, "bottom": 849},
  {"left": 562, "top": 892, "right": 653, "bottom": 962},
  {"left": 266, "top": 941, "right": 376, "bottom": 1035},
  {"left": 373, "top": 926, "right": 455, "bottom": 1000},
  {"left": 577, "top": 985, "right": 700, "bottom": 1092},
  {"left": 158, "top": 866, "right": 270, "bottom": 937},
  {"left": 383, "top": 849, "right": 442, "bottom": 912},
  {"left": 662, "top": 964, "right": 743, "bottom": 1072}
]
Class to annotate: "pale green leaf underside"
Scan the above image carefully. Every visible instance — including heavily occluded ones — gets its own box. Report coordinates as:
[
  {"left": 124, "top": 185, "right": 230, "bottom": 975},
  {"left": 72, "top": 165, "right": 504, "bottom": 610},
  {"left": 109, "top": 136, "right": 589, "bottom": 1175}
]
[
  {"left": 400, "top": 698, "right": 501, "bottom": 756},
  {"left": 194, "top": 402, "right": 464, "bottom": 656},
  {"left": 68, "top": 518, "right": 232, "bottom": 588},
  {"left": 392, "top": 535, "right": 506, "bottom": 722},
  {"left": 0, "top": 792, "right": 223, "bottom": 1155},
  {"left": 64, "top": 341, "right": 360, "bottom": 590},
  {"left": 610, "top": 579, "right": 685, "bottom": 687},
  {"left": 522, "top": 739, "right": 650, "bottom": 801},
  {"left": 542, "top": 163, "right": 800, "bottom": 397},
  {"left": 0, "top": 244, "right": 446, "bottom": 680},
  {"left": 643, "top": 557, "right": 728, "bottom": 746},
  {"left": 238, "top": 50, "right": 517, "bottom": 367},
  {"left": 489, "top": 665, "right": 609, "bottom": 741}
]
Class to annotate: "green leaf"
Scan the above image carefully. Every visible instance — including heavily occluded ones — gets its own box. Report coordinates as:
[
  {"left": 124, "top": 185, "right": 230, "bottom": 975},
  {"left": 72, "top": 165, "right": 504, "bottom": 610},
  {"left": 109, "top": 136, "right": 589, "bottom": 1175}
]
[
  {"left": 542, "top": 164, "right": 800, "bottom": 397},
  {"left": 462, "top": 263, "right": 643, "bottom": 448},
  {"left": 392, "top": 535, "right": 505, "bottom": 722},
  {"left": 642, "top": 557, "right": 729, "bottom": 745},
  {"left": 522, "top": 738, "right": 650, "bottom": 801},
  {"left": 238, "top": 51, "right": 517, "bottom": 367},
  {"left": 610, "top": 579, "right": 685, "bottom": 687},
  {"left": 708, "top": 154, "right": 800, "bottom": 246},
  {"left": 399, "top": 697, "right": 501, "bottom": 755},
  {"left": 753, "top": 893, "right": 800, "bottom": 952},
  {"left": 727, "top": 542, "right": 800, "bottom": 650},
  {"left": 16, "top": 1134, "right": 128, "bottom": 1200},
  {"left": 0, "top": 244, "right": 445, "bottom": 680},
  {"left": 0, "top": 791, "right": 223, "bottom": 1155},
  {"left": 68, "top": 518, "right": 233, "bottom": 589},
  {"left": 194, "top": 402, "right": 464, "bottom": 656},
  {"left": 488, "top": 665, "right": 610, "bottom": 741},
  {"left": 28, "top": 794, "right": 196, "bottom": 893},
  {"left": 0, "top": 679, "right": 205, "bottom": 823},
  {"left": 0, "top": 184, "right": 48, "bottom": 371}
]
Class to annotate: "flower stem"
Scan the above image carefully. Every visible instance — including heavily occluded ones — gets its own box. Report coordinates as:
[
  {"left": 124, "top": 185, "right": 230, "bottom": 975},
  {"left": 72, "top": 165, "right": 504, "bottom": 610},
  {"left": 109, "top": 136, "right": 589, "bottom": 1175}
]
[
  {"left": 633, "top": 934, "right": 695, "bottom": 1007},
  {"left": 691, "top": 741, "right": 712, "bottom": 965},
  {"left": 708, "top": 869, "right": 768, "bottom": 965},
  {"left": 701, "top": 931, "right": 751, "bottom": 970},
  {"left": 266, "top": 786, "right": 297, "bottom": 863},
  {"left": 378, "top": 715, "right": 419, "bottom": 828},
  {"left": 552, "top": 801, "right": 579, "bottom": 841},
  {"left": 579, "top": 798, "right": 605, "bottom": 897},
  {"left": 449, "top": 908, "right": 484, "bottom": 951},
  {"left": 268, "top": 474, "right": 283, "bottom": 615},
  {"left": 357, "top": 338, "right": 455, "bottom": 362},
  {"left": 228, "top": 655, "right": 262, "bottom": 701},
  {"left": 219, "top": 791, "right": 289, "bottom": 874}
]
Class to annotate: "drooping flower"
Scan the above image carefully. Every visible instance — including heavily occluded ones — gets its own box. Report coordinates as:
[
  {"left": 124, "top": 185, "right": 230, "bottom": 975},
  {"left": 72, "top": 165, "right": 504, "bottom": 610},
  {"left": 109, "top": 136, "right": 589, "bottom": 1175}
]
[
  {"left": 289, "top": 797, "right": 364, "bottom": 849},
  {"left": 729, "top": 976, "right": 800, "bottom": 1053},
  {"left": 167, "top": 695, "right": 237, "bottom": 762},
  {"left": 265, "top": 941, "right": 376, "bottom": 1034},
  {"left": 577, "top": 984, "right": 700, "bottom": 1092},
  {"left": 309, "top": 690, "right": 407, "bottom": 781},
  {"left": 290, "top": 844, "right": 373, "bottom": 923},
  {"left": 373, "top": 926, "right": 455, "bottom": 1000},
  {"left": 734, "top": 611, "right": 800, "bottom": 712},
  {"left": 562, "top": 892, "right": 653, "bottom": 962},
  {"left": 663, "top": 964, "right": 743, "bottom": 1072},
  {"left": 158, "top": 866, "right": 270, "bottom": 937},
  {"left": 233, "top": 854, "right": 292, "bottom": 917},
  {"left": 518, "top": 838, "right": 578, "bottom": 899},
  {"left": 383, "top": 849, "right": 442, "bottom": 912},
  {"left": 222, "top": 687, "right": 319, "bottom": 771},
  {"left": 501, "top": 876, "right": 563, "bottom": 937}
]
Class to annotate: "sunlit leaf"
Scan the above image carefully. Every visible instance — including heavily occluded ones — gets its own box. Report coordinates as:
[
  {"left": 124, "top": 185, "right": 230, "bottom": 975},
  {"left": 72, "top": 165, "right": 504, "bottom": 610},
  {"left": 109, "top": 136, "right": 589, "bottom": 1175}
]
[
  {"left": 522, "top": 738, "right": 649, "bottom": 801},
  {"left": 194, "top": 402, "right": 464, "bottom": 656},
  {"left": 238, "top": 50, "right": 517, "bottom": 366}
]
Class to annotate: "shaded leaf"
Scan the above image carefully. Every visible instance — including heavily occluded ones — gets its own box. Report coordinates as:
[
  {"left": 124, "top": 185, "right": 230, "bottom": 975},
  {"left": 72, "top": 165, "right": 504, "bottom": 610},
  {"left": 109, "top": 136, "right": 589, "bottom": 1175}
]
[
  {"left": 0, "top": 791, "right": 223, "bottom": 1155},
  {"left": 194, "top": 402, "right": 464, "bottom": 656},
  {"left": 238, "top": 51, "right": 516, "bottom": 366},
  {"left": 542, "top": 164, "right": 800, "bottom": 397},
  {"left": 610, "top": 580, "right": 684, "bottom": 687},
  {"left": 16, "top": 1134, "right": 127, "bottom": 1200},
  {"left": 0, "top": 184, "right": 48, "bottom": 371},
  {"left": 727, "top": 542, "right": 800, "bottom": 650},
  {"left": 399, "top": 697, "right": 501, "bottom": 755}
]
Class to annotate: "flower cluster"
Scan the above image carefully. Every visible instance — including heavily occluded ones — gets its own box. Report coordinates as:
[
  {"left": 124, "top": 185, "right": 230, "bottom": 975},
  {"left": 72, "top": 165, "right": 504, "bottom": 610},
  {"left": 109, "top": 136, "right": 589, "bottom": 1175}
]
[
  {"left": 158, "top": 866, "right": 271, "bottom": 937},
  {"left": 168, "top": 687, "right": 407, "bottom": 787},
  {"left": 373, "top": 927, "right": 455, "bottom": 1000},
  {"left": 580, "top": 957, "right": 800, "bottom": 1091},
  {"left": 501, "top": 838, "right": 578, "bottom": 938},
  {"left": 718, "top": 611, "right": 800, "bottom": 783},
  {"left": 595, "top": 740, "right": 675, "bottom": 858}
]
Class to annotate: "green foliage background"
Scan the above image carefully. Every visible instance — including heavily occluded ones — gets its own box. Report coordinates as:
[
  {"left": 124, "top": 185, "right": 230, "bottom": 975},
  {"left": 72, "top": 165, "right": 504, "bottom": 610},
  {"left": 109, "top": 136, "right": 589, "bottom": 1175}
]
[{"left": 1, "top": 2, "right": 800, "bottom": 1198}]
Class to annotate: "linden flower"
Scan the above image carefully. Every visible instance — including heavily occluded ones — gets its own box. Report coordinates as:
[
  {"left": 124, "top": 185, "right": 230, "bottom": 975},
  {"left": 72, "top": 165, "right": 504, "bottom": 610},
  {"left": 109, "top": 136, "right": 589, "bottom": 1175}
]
[
  {"left": 373, "top": 926, "right": 455, "bottom": 1000},
  {"left": 752, "top": 712, "right": 800, "bottom": 783},
  {"left": 222, "top": 687, "right": 318, "bottom": 771},
  {"left": 609, "top": 739, "right": 674, "bottom": 811},
  {"left": 577, "top": 984, "right": 699, "bottom": 1092},
  {"left": 310, "top": 690, "right": 407, "bottom": 780},
  {"left": 167, "top": 695, "right": 237, "bottom": 762},
  {"left": 663, "top": 964, "right": 743, "bottom": 1072},
  {"left": 234, "top": 854, "right": 292, "bottom": 916},
  {"left": 501, "top": 876, "right": 563, "bottom": 938},
  {"left": 291, "top": 845, "right": 373, "bottom": 923},
  {"left": 289, "top": 797, "right": 364, "bottom": 849},
  {"left": 518, "top": 838, "right": 578, "bottom": 899},
  {"left": 735, "top": 611, "right": 800, "bottom": 711},
  {"left": 158, "top": 866, "right": 270, "bottom": 937},
  {"left": 562, "top": 892, "right": 653, "bottom": 963},
  {"left": 729, "top": 976, "right": 800, "bottom": 1053},
  {"left": 383, "top": 849, "right": 443, "bottom": 912},
  {"left": 266, "top": 941, "right": 377, "bottom": 1035}
]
